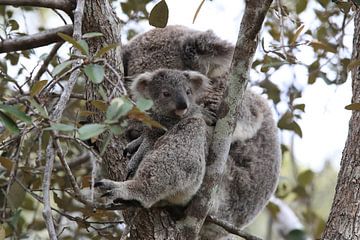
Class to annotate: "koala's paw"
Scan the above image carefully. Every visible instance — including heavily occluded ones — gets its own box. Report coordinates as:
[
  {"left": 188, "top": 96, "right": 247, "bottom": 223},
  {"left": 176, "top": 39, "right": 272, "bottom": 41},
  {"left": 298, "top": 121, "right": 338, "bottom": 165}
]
[
  {"left": 94, "top": 179, "right": 118, "bottom": 191},
  {"left": 202, "top": 108, "right": 217, "bottom": 126},
  {"left": 125, "top": 165, "right": 137, "bottom": 180}
]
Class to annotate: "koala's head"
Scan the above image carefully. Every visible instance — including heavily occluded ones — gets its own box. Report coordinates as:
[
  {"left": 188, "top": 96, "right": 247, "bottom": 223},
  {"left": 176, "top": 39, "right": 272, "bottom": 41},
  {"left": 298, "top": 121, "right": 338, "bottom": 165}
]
[{"left": 131, "top": 69, "right": 210, "bottom": 118}]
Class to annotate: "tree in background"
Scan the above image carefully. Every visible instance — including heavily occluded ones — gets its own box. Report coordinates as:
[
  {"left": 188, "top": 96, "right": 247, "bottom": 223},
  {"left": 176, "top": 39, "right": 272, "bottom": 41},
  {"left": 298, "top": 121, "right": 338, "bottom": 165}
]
[{"left": 0, "top": 0, "right": 358, "bottom": 239}]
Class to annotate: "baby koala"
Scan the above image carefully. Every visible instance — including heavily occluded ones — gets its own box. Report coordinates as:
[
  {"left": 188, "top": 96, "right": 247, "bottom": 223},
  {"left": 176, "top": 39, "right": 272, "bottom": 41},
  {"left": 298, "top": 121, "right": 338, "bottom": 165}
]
[{"left": 95, "top": 69, "right": 212, "bottom": 208}]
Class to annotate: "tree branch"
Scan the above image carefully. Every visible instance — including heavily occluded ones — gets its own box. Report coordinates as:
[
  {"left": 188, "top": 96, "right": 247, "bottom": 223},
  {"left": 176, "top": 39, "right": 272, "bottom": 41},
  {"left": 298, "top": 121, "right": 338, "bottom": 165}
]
[
  {"left": 181, "top": 0, "right": 274, "bottom": 237},
  {"left": 0, "top": 25, "right": 73, "bottom": 53},
  {"left": 0, "top": 0, "right": 76, "bottom": 16},
  {"left": 32, "top": 42, "right": 63, "bottom": 83},
  {"left": 206, "top": 215, "right": 262, "bottom": 240},
  {"left": 42, "top": 1, "right": 84, "bottom": 239}
]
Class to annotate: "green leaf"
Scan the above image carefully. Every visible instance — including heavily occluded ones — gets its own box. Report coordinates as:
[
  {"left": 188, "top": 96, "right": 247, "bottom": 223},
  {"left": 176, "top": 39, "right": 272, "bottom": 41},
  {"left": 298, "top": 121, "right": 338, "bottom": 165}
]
[
  {"left": 78, "top": 40, "right": 89, "bottom": 55},
  {"left": 109, "top": 125, "right": 124, "bottom": 135},
  {"left": 44, "top": 123, "right": 75, "bottom": 132},
  {"left": 310, "top": 40, "right": 337, "bottom": 53},
  {"left": 90, "top": 100, "right": 108, "bottom": 112},
  {"left": 0, "top": 156, "right": 13, "bottom": 171},
  {"left": 106, "top": 97, "right": 133, "bottom": 121},
  {"left": 149, "top": 0, "right": 169, "bottom": 28},
  {"left": 83, "top": 64, "right": 105, "bottom": 84},
  {"left": 290, "top": 24, "right": 305, "bottom": 45},
  {"left": 94, "top": 44, "right": 119, "bottom": 58},
  {"left": 30, "top": 80, "right": 48, "bottom": 96},
  {"left": 0, "top": 105, "right": 31, "bottom": 123},
  {"left": 28, "top": 98, "right": 49, "bottom": 118},
  {"left": 52, "top": 60, "right": 73, "bottom": 76},
  {"left": 82, "top": 32, "right": 103, "bottom": 39},
  {"left": 0, "top": 111, "right": 19, "bottom": 135},
  {"left": 297, "top": 170, "right": 314, "bottom": 187},
  {"left": 285, "top": 229, "right": 307, "bottom": 240},
  {"left": 294, "top": 104, "right": 305, "bottom": 112},
  {"left": 57, "top": 32, "right": 88, "bottom": 55},
  {"left": 136, "top": 97, "right": 153, "bottom": 112},
  {"left": 295, "top": 0, "right": 307, "bottom": 13},
  {"left": 8, "top": 19, "right": 19, "bottom": 31},
  {"left": 78, "top": 124, "right": 107, "bottom": 140},
  {"left": 345, "top": 103, "right": 360, "bottom": 110}
]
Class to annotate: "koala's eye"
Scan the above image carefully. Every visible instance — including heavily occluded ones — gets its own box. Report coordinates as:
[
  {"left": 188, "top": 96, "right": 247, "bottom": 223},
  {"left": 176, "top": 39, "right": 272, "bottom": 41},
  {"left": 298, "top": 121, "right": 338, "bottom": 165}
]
[
  {"left": 186, "top": 89, "right": 192, "bottom": 95},
  {"left": 162, "top": 91, "right": 171, "bottom": 97}
]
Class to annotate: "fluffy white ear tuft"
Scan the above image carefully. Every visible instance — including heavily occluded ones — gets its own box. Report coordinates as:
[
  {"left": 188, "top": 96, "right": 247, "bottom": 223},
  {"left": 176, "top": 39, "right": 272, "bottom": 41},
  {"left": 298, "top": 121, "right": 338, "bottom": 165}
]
[
  {"left": 184, "top": 71, "right": 211, "bottom": 100},
  {"left": 130, "top": 72, "right": 154, "bottom": 99}
]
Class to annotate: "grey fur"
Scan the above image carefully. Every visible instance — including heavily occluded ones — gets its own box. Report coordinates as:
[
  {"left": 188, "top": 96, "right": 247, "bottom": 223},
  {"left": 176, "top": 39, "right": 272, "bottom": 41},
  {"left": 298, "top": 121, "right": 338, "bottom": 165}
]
[
  {"left": 96, "top": 69, "right": 211, "bottom": 208},
  {"left": 121, "top": 25, "right": 281, "bottom": 236}
]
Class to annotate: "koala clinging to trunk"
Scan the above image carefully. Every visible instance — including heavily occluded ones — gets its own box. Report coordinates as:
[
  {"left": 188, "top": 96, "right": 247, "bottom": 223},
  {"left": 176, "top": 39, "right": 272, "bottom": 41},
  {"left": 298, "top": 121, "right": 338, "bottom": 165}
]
[
  {"left": 121, "top": 25, "right": 281, "bottom": 238},
  {"left": 95, "top": 69, "right": 212, "bottom": 208}
]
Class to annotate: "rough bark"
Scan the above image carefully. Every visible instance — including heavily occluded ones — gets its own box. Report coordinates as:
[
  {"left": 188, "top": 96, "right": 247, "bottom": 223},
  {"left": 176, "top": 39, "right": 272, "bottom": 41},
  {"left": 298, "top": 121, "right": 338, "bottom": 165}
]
[
  {"left": 320, "top": 8, "right": 360, "bottom": 240},
  {"left": 82, "top": 0, "right": 126, "bottom": 181}
]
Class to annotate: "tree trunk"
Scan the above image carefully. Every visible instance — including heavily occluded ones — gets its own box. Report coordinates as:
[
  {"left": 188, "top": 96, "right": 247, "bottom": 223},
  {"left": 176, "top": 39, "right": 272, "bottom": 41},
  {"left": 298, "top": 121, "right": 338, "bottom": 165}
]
[
  {"left": 321, "top": 8, "right": 360, "bottom": 240},
  {"left": 82, "top": 1, "right": 182, "bottom": 239}
]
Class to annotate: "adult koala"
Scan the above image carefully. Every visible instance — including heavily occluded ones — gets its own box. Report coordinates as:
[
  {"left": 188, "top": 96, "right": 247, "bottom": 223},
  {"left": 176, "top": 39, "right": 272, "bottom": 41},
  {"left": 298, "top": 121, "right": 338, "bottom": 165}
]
[{"left": 122, "top": 25, "right": 281, "bottom": 239}]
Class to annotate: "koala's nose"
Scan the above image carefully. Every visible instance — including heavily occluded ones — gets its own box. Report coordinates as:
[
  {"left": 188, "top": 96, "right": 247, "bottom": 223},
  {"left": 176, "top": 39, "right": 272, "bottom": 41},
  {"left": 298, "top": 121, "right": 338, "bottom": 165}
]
[{"left": 175, "top": 96, "right": 188, "bottom": 116}]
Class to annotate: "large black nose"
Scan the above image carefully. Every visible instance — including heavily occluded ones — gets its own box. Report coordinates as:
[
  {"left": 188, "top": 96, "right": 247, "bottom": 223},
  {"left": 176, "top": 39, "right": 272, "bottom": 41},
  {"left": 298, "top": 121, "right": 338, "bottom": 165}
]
[{"left": 175, "top": 96, "right": 188, "bottom": 110}]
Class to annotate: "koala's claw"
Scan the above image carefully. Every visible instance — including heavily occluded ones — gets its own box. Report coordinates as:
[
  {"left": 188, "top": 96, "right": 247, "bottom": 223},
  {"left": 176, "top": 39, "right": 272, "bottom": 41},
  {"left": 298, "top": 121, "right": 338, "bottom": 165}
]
[
  {"left": 125, "top": 168, "right": 135, "bottom": 180},
  {"left": 101, "top": 190, "right": 114, "bottom": 198},
  {"left": 123, "top": 148, "right": 129, "bottom": 157},
  {"left": 202, "top": 109, "right": 217, "bottom": 126},
  {"left": 94, "top": 181, "right": 104, "bottom": 188}
]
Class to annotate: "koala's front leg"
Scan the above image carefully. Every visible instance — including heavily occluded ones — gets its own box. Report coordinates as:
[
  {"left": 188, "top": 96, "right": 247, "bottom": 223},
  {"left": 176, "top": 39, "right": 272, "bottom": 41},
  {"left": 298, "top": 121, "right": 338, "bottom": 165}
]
[
  {"left": 123, "top": 135, "right": 144, "bottom": 157},
  {"left": 125, "top": 136, "right": 153, "bottom": 179}
]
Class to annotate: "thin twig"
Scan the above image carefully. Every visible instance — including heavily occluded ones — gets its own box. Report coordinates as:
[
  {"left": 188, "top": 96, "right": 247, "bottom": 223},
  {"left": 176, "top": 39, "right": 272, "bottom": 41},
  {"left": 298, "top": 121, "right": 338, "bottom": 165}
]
[
  {"left": 0, "top": 25, "right": 73, "bottom": 53},
  {"left": 53, "top": 152, "right": 89, "bottom": 171},
  {"left": 32, "top": 42, "right": 63, "bottom": 83},
  {"left": 42, "top": 1, "right": 85, "bottom": 239},
  {"left": 206, "top": 215, "right": 262, "bottom": 240}
]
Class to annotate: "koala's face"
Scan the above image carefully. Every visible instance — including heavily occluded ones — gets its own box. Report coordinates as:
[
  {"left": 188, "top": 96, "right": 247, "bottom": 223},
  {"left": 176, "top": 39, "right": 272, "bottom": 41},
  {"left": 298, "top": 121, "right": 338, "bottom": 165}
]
[
  {"left": 131, "top": 69, "right": 209, "bottom": 119},
  {"left": 148, "top": 71, "right": 195, "bottom": 118}
]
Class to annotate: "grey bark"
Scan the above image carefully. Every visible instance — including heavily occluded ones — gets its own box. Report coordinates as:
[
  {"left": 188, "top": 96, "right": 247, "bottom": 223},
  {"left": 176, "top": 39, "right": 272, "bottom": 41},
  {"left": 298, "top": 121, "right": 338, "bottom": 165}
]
[{"left": 320, "top": 8, "right": 360, "bottom": 240}]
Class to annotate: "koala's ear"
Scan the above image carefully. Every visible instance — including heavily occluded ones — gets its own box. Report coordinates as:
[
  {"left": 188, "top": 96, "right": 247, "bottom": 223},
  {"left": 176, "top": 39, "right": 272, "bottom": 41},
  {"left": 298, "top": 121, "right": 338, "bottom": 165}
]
[
  {"left": 184, "top": 71, "right": 211, "bottom": 99},
  {"left": 130, "top": 72, "right": 153, "bottom": 99},
  {"left": 181, "top": 30, "right": 234, "bottom": 76}
]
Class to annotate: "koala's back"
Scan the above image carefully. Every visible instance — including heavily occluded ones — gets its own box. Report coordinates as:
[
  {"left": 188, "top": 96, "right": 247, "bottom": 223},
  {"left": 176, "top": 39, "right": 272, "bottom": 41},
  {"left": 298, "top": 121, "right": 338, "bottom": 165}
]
[
  {"left": 123, "top": 25, "right": 194, "bottom": 76},
  {"left": 213, "top": 91, "right": 281, "bottom": 227}
]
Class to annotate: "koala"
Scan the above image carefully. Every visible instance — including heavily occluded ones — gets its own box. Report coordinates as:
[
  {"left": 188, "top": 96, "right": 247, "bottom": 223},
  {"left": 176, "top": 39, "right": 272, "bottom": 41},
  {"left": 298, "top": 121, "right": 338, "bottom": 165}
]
[
  {"left": 95, "top": 69, "right": 212, "bottom": 208},
  {"left": 121, "top": 25, "right": 281, "bottom": 238},
  {"left": 125, "top": 68, "right": 214, "bottom": 179}
]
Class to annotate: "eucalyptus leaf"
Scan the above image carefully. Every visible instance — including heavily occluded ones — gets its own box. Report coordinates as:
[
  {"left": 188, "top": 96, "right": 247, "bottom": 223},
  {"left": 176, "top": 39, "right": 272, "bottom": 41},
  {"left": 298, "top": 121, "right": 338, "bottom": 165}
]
[
  {"left": 149, "top": 0, "right": 168, "bottom": 28},
  {"left": 30, "top": 80, "right": 48, "bottom": 96},
  {"left": 0, "top": 111, "right": 19, "bottom": 135},
  {"left": 84, "top": 64, "right": 105, "bottom": 84},
  {"left": 44, "top": 123, "right": 75, "bottom": 132},
  {"left": 57, "top": 32, "right": 88, "bottom": 55},
  {"left": 78, "top": 123, "right": 107, "bottom": 140},
  {"left": 52, "top": 60, "right": 73, "bottom": 76},
  {"left": 0, "top": 104, "right": 31, "bottom": 123}
]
